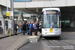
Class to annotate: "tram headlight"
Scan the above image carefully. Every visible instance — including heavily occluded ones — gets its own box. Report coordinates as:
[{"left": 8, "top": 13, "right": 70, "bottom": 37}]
[
  {"left": 44, "top": 29, "right": 47, "bottom": 31},
  {"left": 55, "top": 29, "right": 59, "bottom": 31},
  {"left": 42, "top": 29, "right": 47, "bottom": 31}
]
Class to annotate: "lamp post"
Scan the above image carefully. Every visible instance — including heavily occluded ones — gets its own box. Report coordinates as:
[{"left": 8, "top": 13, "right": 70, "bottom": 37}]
[{"left": 10, "top": 0, "right": 14, "bottom": 34}]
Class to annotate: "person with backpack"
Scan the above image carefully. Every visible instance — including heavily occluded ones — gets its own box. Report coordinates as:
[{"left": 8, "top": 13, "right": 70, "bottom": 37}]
[
  {"left": 26, "top": 22, "right": 29, "bottom": 34},
  {"left": 20, "top": 22, "right": 23, "bottom": 35},
  {"left": 22, "top": 22, "right": 26, "bottom": 35},
  {"left": 28, "top": 22, "right": 33, "bottom": 35},
  {"left": 14, "top": 21, "right": 19, "bottom": 35},
  {"left": 34, "top": 20, "right": 39, "bottom": 35}
]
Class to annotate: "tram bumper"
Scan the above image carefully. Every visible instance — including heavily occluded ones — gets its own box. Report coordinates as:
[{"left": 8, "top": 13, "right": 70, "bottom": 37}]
[{"left": 42, "top": 32, "right": 61, "bottom": 37}]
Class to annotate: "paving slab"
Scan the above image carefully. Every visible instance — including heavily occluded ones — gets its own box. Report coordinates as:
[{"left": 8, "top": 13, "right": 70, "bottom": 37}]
[
  {"left": 0, "top": 35, "right": 29, "bottom": 50},
  {"left": 0, "top": 32, "right": 42, "bottom": 50},
  {"left": 7, "top": 35, "right": 29, "bottom": 50}
]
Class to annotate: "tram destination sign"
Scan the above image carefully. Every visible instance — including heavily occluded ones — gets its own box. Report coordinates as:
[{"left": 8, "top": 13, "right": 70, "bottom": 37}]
[{"left": 44, "top": 11, "right": 56, "bottom": 14}]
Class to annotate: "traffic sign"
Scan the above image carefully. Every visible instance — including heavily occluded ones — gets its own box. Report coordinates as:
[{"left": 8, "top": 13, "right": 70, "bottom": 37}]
[{"left": 6, "top": 12, "right": 11, "bottom": 16}]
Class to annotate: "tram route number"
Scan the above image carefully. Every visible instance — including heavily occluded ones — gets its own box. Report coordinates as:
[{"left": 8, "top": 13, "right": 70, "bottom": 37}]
[{"left": 50, "top": 28, "right": 53, "bottom": 32}]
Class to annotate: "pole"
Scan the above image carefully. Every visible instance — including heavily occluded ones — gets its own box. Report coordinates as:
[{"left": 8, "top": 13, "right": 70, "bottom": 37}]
[
  {"left": 9, "top": 16, "right": 11, "bottom": 36},
  {"left": 7, "top": 0, "right": 8, "bottom": 11},
  {"left": 10, "top": 0, "right": 14, "bottom": 34}
]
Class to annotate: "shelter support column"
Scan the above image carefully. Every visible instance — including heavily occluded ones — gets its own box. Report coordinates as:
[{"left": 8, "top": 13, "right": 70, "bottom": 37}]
[{"left": 18, "top": 9, "right": 23, "bottom": 25}]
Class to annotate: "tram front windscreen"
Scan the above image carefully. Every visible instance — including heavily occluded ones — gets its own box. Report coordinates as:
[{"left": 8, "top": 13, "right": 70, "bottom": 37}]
[{"left": 42, "top": 10, "right": 59, "bottom": 28}]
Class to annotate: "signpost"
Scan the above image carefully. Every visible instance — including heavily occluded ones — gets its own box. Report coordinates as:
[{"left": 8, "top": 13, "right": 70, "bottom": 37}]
[
  {"left": 10, "top": 0, "right": 14, "bottom": 35},
  {"left": 6, "top": 11, "right": 11, "bottom": 16},
  {"left": 6, "top": 0, "right": 14, "bottom": 36},
  {"left": 6, "top": 11, "right": 11, "bottom": 36},
  {"left": 8, "top": 20, "right": 11, "bottom": 36}
]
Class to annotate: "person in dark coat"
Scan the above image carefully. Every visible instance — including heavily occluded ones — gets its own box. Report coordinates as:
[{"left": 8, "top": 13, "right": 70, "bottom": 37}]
[
  {"left": 0, "top": 21, "right": 3, "bottom": 34},
  {"left": 14, "top": 21, "right": 19, "bottom": 35},
  {"left": 22, "top": 22, "right": 26, "bottom": 35},
  {"left": 26, "top": 22, "right": 29, "bottom": 34}
]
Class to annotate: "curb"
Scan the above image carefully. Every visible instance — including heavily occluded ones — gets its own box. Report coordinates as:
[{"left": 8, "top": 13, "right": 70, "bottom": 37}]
[
  {"left": 16, "top": 39, "right": 29, "bottom": 50},
  {"left": 0, "top": 33, "right": 20, "bottom": 39},
  {"left": 16, "top": 35, "right": 41, "bottom": 50}
]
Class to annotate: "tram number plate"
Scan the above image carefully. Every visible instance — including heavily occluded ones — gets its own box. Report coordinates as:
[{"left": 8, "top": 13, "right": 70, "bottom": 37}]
[{"left": 50, "top": 28, "right": 53, "bottom": 32}]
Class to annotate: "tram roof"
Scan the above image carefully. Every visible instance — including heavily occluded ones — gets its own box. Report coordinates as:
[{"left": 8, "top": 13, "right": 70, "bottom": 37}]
[{"left": 42, "top": 8, "right": 60, "bottom": 12}]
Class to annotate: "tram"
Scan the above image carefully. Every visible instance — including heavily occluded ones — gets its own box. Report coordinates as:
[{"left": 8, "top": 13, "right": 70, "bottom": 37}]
[{"left": 42, "top": 8, "right": 61, "bottom": 37}]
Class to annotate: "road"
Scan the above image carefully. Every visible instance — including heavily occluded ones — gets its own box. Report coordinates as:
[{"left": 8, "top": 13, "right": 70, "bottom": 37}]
[
  {"left": 61, "top": 32, "right": 75, "bottom": 40},
  {"left": 19, "top": 32, "right": 75, "bottom": 50}
]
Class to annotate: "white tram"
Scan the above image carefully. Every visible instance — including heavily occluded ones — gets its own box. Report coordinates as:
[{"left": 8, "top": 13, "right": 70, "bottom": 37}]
[{"left": 42, "top": 8, "right": 61, "bottom": 37}]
